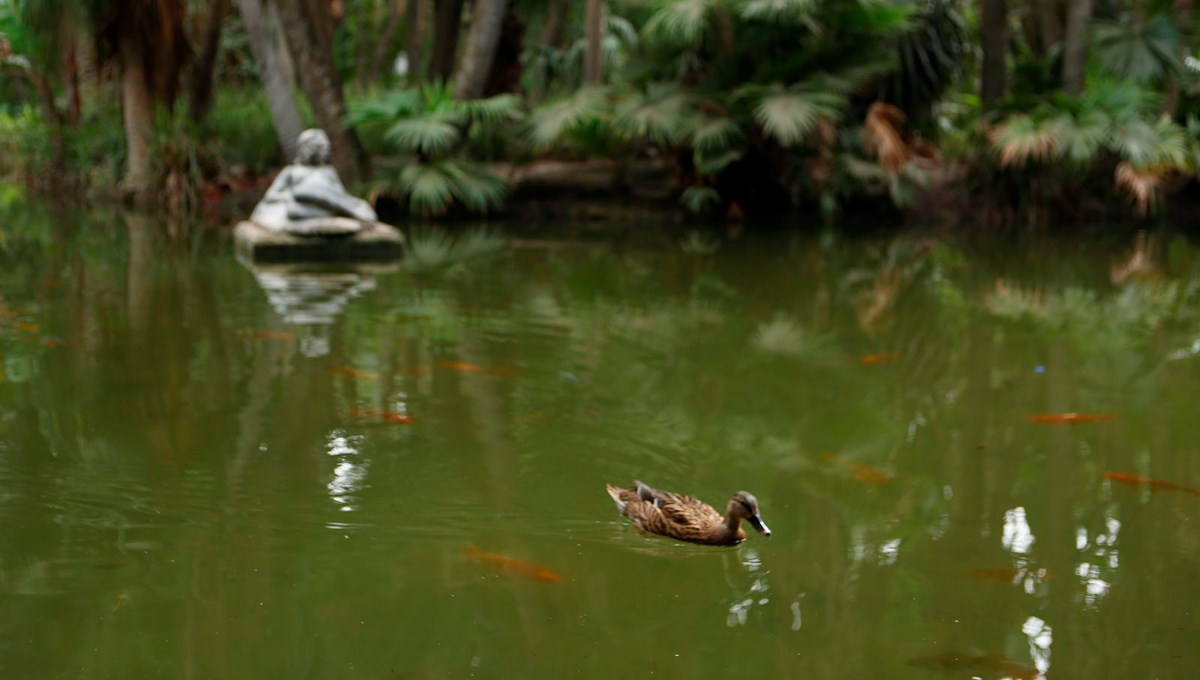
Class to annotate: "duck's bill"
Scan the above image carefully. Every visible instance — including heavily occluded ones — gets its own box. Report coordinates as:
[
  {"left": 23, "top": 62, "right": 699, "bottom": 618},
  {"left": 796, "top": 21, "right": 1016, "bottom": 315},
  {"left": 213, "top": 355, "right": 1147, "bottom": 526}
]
[{"left": 749, "top": 515, "right": 771, "bottom": 536}]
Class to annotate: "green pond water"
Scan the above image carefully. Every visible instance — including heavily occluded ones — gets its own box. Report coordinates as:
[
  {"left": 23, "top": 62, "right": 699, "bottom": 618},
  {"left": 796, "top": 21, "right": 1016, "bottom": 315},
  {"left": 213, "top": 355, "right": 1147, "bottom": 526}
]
[{"left": 1, "top": 204, "right": 1199, "bottom": 679}]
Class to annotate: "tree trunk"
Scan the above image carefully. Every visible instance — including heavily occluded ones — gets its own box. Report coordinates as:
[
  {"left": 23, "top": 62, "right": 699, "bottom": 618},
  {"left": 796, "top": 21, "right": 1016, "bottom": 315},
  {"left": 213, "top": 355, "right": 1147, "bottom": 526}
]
[
  {"left": 1037, "top": 0, "right": 1062, "bottom": 54},
  {"left": 980, "top": 0, "right": 1008, "bottom": 105},
  {"left": 583, "top": 0, "right": 604, "bottom": 85},
  {"left": 120, "top": 37, "right": 154, "bottom": 189},
  {"left": 454, "top": 0, "right": 510, "bottom": 100},
  {"left": 541, "top": 0, "right": 568, "bottom": 48},
  {"left": 189, "top": 0, "right": 231, "bottom": 123},
  {"left": 236, "top": 0, "right": 305, "bottom": 159},
  {"left": 274, "top": 0, "right": 370, "bottom": 181},
  {"left": 367, "top": 0, "right": 406, "bottom": 82},
  {"left": 429, "top": 0, "right": 465, "bottom": 82},
  {"left": 1165, "top": 0, "right": 1195, "bottom": 115},
  {"left": 1061, "top": 0, "right": 1094, "bottom": 95},
  {"left": 406, "top": 0, "right": 429, "bottom": 81}
]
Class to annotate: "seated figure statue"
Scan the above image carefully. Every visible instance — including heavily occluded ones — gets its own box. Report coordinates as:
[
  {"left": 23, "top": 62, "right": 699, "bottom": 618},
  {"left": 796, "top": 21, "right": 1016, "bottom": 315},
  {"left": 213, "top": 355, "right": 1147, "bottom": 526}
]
[{"left": 250, "top": 129, "right": 376, "bottom": 236}]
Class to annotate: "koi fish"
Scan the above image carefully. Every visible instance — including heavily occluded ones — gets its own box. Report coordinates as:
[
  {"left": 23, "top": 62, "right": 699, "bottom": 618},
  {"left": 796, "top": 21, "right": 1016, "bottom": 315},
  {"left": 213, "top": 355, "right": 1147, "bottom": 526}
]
[
  {"left": 860, "top": 352, "right": 901, "bottom": 365},
  {"left": 966, "top": 567, "right": 1053, "bottom": 582},
  {"left": 465, "top": 546, "right": 561, "bottom": 584},
  {"left": 350, "top": 406, "right": 413, "bottom": 424},
  {"left": 1029, "top": 413, "right": 1114, "bottom": 424},
  {"left": 236, "top": 330, "right": 295, "bottom": 341},
  {"left": 909, "top": 652, "right": 1045, "bottom": 679},
  {"left": 41, "top": 338, "right": 62, "bottom": 349},
  {"left": 1104, "top": 471, "right": 1200, "bottom": 497},
  {"left": 14, "top": 322, "right": 39, "bottom": 334},
  {"left": 437, "top": 361, "right": 484, "bottom": 373},
  {"left": 819, "top": 453, "right": 890, "bottom": 485},
  {"left": 331, "top": 366, "right": 379, "bottom": 380}
]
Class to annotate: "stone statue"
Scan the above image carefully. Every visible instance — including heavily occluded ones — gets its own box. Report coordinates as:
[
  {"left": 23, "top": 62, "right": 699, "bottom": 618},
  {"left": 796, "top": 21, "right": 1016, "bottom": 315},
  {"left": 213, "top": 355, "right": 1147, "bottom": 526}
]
[{"left": 250, "top": 129, "right": 376, "bottom": 236}]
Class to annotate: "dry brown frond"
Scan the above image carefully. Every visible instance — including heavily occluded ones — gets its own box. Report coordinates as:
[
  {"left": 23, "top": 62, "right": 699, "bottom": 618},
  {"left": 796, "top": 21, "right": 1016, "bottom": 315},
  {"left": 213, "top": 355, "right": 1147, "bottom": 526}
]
[
  {"left": 864, "top": 102, "right": 911, "bottom": 172},
  {"left": 1111, "top": 232, "right": 1162, "bottom": 284},
  {"left": 984, "top": 279, "right": 1048, "bottom": 316},
  {"left": 1115, "top": 162, "right": 1165, "bottom": 217},
  {"left": 988, "top": 116, "right": 1058, "bottom": 167}
]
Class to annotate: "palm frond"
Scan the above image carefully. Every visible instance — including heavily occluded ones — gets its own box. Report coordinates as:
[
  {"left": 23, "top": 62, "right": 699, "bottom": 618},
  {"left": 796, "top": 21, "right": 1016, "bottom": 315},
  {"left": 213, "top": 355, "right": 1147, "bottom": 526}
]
[
  {"left": 1115, "top": 161, "right": 1164, "bottom": 216},
  {"left": 398, "top": 162, "right": 455, "bottom": 216},
  {"left": 385, "top": 117, "right": 462, "bottom": 156},
  {"left": 527, "top": 87, "right": 610, "bottom": 151},
  {"left": 749, "top": 84, "right": 846, "bottom": 147},
  {"left": 442, "top": 159, "right": 507, "bottom": 213},
  {"left": 691, "top": 114, "right": 743, "bottom": 154},
  {"left": 863, "top": 102, "right": 909, "bottom": 172},
  {"left": 346, "top": 89, "right": 422, "bottom": 127},
  {"left": 1108, "top": 118, "right": 1161, "bottom": 167},
  {"left": 990, "top": 114, "right": 1057, "bottom": 167},
  {"left": 615, "top": 84, "right": 692, "bottom": 146},
  {"left": 1093, "top": 14, "right": 1182, "bottom": 82},
  {"left": 1050, "top": 111, "right": 1108, "bottom": 163},
  {"left": 460, "top": 93, "right": 524, "bottom": 126},
  {"left": 643, "top": 0, "right": 719, "bottom": 49},
  {"left": 739, "top": 0, "right": 820, "bottom": 31},
  {"left": 608, "top": 15, "right": 639, "bottom": 48}
]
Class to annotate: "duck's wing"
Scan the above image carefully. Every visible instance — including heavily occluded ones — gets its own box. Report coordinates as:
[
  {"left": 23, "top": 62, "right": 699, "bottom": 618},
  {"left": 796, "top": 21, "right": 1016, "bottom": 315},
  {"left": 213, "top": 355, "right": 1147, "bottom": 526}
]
[{"left": 656, "top": 492, "right": 725, "bottom": 526}]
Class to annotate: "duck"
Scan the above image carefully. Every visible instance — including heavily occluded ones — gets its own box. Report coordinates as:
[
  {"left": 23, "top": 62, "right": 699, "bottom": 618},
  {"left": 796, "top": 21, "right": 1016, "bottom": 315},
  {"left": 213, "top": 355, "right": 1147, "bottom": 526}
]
[{"left": 605, "top": 480, "right": 771, "bottom": 546}]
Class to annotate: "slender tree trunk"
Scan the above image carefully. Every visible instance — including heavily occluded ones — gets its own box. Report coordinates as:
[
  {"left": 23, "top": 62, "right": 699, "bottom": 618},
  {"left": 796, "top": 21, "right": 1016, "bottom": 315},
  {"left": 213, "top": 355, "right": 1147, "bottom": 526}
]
[
  {"left": 120, "top": 38, "right": 154, "bottom": 189},
  {"left": 583, "top": 0, "right": 604, "bottom": 85},
  {"left": 65, "top": 44, "right": 81, "bottom": 124},
  {"left": 1165, "top": 0, "right": 1195, "bottom": 115},
  {"left": 1038, "top": 0, "right": 1062, "bottom": 54},
  {"left": 368, "top": 0, "right": 406, "bottom": 81},
  {"left": 274, "top": 0, "right": 370, "bottom": 180},
  {"left": 405, "top": 0, "right": 428, "bottom": 81},
  {"left": 454, "top": 0, "right": 510, "bottom": 100},
  {"left": 236, "top": 0, "right": 304, "bottom": 159},
  {"left": 542, "top": 0, "right": 568, "bottom": 48},
  {"left": 189, "top": 0, "right": 231, "bottom": 123},
  {"left": 429, "top": 0, "right": 465, "bottom": 81},
  {"left": 980, "top": 0, "right": 1008, "bottom": 105},
  {"left": 1061, "top": 0, "right": 1094, "bottom": 95}
]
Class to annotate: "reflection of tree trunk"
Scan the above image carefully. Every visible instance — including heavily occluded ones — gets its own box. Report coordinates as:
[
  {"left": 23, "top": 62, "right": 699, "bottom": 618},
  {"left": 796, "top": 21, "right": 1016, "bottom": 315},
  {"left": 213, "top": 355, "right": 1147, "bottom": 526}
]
[
  {"left": 584, "top": 0, "right": 604, "bottom": 85},
  {"left": 454, "top": 0, "right": 510, "bottom": 100},
  {"left": 980, "top": 0, "right": 1008, "bottom": 105},
  {"left": 1061, "top": 0, "right": 1094, "bottom": 95},
  {"left": 120, "top": 38, "right": 154, "bottom": 189},
  {"left": 429, "top": 0, "right": 465, "bottom": 81},
  {"left": 274, "top": 0, "right": 370, "bottom": 181},
  {"left": 189, "top": 0, "right": 230, "bottom": 123},
  {"left": 236, "top": 0, "right": 305, "bottom": 159}
]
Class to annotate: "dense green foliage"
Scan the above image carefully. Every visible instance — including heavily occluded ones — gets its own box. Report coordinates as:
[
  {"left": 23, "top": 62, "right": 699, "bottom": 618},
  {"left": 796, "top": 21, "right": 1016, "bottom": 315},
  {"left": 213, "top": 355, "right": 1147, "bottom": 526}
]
[{"left": 1, "top": 0, "right": 1199, "bottom": 224}]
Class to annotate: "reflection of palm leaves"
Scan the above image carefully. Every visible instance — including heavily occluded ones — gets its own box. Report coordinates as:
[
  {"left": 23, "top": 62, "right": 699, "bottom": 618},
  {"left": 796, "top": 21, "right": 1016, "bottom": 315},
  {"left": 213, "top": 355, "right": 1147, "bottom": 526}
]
[{"left": 1093, "top": 14, "right": 1181, "bottom": 82}]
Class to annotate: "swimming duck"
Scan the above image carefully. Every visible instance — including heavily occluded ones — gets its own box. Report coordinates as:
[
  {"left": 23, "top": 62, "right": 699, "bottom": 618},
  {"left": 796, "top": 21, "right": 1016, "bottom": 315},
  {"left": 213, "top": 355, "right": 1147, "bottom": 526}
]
[{"left": 605, "top": 480, "right": 771, "bottom": 546}]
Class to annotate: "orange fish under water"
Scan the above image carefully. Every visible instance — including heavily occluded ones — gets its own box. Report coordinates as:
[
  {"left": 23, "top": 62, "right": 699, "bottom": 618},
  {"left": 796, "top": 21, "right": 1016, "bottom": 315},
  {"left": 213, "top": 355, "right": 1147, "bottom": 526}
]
[
  {"left": 966, "top": 567, "right": 1053, "bottom": 582},
  {"left": 13, "top": 322, "right": 39, "bottom": 334},
  {"left": 349, "top": 406, "right": 413, "bottom": 424},
  {"left": 237, "top": 330, "right": 295, "bottom": 341},
  {"left": 331, "top": 366, "right": 379, "bottom": 380},
  {"left": 819, "top": 453, "right": 890, "bottom": 485},
  {"left": 437, "top": 361, "right": 484, "bottom": 373},
  {"left": 1029, "top": 412, "right": 1114, "bottom": 424},
  {"left": 41, "top": 338, "right": 62, "bottom": 349},
  {"left": 909, "top": 652, "right": 1046, "bottom": 679},
  {"left": 465, "top": 546, "right": 561, "bottom": 584},
  {"left": 860, "top": 352, "right": 901, "bottom": 365},
  {"left": 1104, "top": 471, "right": 1200, "bottom": 497}
]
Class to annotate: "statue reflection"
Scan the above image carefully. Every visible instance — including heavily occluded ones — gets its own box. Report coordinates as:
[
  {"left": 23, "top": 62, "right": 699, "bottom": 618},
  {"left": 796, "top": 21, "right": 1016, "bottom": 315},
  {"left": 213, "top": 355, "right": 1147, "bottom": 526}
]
[
  {"left": 240, "top": 259, "right": 398, "bottom": 357},
  {"left": 723, "top": 547, "right": 772, "bottom": 627}
]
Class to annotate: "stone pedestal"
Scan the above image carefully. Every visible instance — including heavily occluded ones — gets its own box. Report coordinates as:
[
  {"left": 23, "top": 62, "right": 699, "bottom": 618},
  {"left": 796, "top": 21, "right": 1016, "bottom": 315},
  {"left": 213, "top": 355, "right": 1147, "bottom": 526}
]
[{"left": 234, "top": 220, "right": 405, "bottom": 262}]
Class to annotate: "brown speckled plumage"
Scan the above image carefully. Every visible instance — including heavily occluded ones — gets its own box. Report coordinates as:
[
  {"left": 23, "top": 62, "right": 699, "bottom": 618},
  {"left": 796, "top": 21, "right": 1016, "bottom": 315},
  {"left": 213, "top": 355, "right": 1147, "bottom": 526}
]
[{"left": 606, "top": 481, "right": 771, "bottom": 547}]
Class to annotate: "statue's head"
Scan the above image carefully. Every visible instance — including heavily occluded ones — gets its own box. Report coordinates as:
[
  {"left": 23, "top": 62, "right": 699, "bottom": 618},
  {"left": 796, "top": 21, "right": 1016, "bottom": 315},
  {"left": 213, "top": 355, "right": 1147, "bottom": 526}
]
[{"left": 295, "top": 129, "right": 332, "bottom": 166}]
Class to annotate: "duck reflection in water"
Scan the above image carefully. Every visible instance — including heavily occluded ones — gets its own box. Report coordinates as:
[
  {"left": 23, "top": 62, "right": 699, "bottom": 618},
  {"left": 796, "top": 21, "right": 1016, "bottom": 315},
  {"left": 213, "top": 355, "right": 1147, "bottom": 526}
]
[{"left": 605, "top": 481, "right": 771, "bottom": 546}]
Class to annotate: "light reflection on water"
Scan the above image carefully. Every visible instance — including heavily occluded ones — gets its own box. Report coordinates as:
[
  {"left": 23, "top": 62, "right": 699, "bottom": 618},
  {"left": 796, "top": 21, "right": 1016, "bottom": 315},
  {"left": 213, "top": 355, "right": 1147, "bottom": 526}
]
[{"left": 0, "top": 214, "right": 1199, "bottom": 678}]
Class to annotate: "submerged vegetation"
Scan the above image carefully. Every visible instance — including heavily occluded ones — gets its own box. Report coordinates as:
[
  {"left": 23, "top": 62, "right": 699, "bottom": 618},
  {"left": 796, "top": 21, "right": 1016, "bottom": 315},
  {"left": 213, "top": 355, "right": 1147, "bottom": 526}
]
[{"left": 1, "top": 0, "right": 1199, "bottom": 226}]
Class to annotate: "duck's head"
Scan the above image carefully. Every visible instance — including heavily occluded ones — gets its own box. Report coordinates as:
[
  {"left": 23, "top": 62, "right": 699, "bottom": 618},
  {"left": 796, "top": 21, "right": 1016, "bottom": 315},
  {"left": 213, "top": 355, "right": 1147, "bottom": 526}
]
[{"left": 729, "top": 491, "right": 771, "bottom": 536}]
